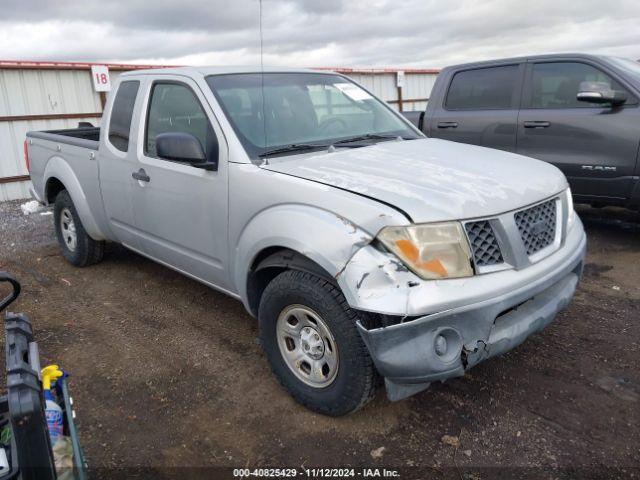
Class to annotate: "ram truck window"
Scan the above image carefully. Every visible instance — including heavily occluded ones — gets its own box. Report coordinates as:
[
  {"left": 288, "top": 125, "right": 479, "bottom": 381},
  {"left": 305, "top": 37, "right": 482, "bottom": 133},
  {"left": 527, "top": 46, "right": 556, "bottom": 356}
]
[{"left": 26, "top": 67, "right": 586, "bottom": 416}]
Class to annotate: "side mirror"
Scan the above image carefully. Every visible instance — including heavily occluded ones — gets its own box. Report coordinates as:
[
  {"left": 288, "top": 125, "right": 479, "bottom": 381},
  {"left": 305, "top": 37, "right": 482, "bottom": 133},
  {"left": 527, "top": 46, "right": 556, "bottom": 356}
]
[
  {"left": 155, "top": 132, "right": 218, "bottom": 171},
  {"left": 577, "top": 81, "right": 627, "bottom": 106}
]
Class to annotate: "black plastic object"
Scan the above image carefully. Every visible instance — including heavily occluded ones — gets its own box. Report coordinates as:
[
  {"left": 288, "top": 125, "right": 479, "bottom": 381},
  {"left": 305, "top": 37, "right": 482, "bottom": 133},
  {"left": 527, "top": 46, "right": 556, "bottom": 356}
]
[
  {"left": 1, "top": 271, "right": 55, "bottom": 478},
  {"left": 0, "top": 272, "right": 20, "bottom": 312},
  {"left": 4, "top": 311, "right": 56, "bottom": 479},
  {"left": 155, "top": 131, "right": 218, "bottom": 170}
]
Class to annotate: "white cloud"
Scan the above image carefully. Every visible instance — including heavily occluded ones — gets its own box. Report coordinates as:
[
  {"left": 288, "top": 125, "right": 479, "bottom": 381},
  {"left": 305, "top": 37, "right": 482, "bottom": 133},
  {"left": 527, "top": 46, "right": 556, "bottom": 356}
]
[{"left": 0, "top": 0, "right": 639, "bottom": 67}]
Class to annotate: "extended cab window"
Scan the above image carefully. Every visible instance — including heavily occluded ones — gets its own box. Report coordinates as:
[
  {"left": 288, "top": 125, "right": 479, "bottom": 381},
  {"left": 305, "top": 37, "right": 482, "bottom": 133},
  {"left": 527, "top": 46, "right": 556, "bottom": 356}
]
[
  {"left": 528, "top": 62, "right": 633, "bottom": 108},
  {"left": 445, "top": 65, "right": 519, "bottom": 110},
  {"left": 108, "top": 81, "right": 139, "bottom": 152},
  {"left": 145, "top": 82, "right": 216, "bottom": 160}
]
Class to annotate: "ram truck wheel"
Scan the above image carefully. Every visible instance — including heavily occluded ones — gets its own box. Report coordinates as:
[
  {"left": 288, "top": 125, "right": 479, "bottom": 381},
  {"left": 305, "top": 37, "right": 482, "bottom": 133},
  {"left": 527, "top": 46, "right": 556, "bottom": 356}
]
[
  {"left": 259, "top": 270, "right": 377, "bottom": 416},
  {"left": 54, "top": 190, "right": 105, "bottom": 267}
]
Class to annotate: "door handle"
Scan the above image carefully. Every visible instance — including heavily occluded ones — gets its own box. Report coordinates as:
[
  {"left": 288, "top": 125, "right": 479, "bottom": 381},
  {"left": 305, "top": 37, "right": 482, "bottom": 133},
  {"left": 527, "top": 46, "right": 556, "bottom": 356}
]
[
  {"left": 132, "top": 168, "right": 150, "bottom": 183},
  {"left": 523, "top": 121, "right": 550, "bottom": 129},
  {"left": 437, "top": 121, "right": 458, "bottom": 129}
]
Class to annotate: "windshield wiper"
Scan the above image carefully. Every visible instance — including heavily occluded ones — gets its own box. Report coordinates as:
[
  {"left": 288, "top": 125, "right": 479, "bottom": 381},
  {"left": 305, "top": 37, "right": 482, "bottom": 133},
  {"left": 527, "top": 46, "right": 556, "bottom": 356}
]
[
  {"left": 258, "top": 143, "right": 330, "bottom": 157},
  {"left": 259, "top": 133, "right": 417, "bottom": 158},
  {"left": 332, "top": 133, "right": 410, "bottom": 145}
]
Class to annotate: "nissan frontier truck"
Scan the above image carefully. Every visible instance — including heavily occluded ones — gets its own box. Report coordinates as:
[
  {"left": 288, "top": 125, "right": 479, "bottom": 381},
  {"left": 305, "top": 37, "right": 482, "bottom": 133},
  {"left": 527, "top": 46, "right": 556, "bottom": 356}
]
[{"left": 25, "top": 67, "right": 586, "bottom": 416}]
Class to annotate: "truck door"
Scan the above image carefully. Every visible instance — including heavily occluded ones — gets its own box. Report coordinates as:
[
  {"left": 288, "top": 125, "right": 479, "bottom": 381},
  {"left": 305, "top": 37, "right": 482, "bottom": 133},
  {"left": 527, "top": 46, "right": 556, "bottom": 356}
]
[
  {"left": 130, "top": 76, "right": 230, "bottom": 290},
  {"left": 427, "top": 64, "right": 523, "bottom": 152},
  {"left": 517, "top": 60, "right": 640, "bottom": 202},
  {"left": 99, "top": 80, "right": 142, "bottom": 250}
]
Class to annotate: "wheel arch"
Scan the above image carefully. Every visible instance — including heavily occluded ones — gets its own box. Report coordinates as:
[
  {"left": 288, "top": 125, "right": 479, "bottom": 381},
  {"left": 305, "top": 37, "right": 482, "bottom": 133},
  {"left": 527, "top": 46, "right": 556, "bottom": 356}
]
[
  {"left": 246, "top": 247, "right": 337, "bottom": 317},
  {"left": 45, "top": 177, "right": 66, "bottom": 204},
  {"left": 43, "top": 157, "right": 106, "bottom": 240}
]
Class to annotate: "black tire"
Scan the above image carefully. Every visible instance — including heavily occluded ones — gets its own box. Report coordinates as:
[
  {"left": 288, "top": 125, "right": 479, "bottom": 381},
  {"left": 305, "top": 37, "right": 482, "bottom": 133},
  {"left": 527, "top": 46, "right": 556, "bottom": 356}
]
[
  {"left": 54, "top": 190, "right": 105, "bottom": 267},
  {"left": 259, "top": 270, "right": 377, "bottom": 416}
]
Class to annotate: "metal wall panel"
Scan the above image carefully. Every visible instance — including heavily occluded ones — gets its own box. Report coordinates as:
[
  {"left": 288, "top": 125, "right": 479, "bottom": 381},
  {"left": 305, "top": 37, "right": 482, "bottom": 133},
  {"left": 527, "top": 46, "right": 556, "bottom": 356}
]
[
  {"left": 403, "top": 72, "right": 437, "bottom": 111},
  {"left": 342, "top": 71, "right": 437, "bottom": 112},
  {"left": 347, "top": 72, "right": 398, "bottom": 102},
  {"left": 0, "top": 180, "right": 31, "bottom": 202},
  {"left": 0, "top": 68, "right": 110, "bottom": 201},
  {"left": 0, "top": 69, "right": 101, "bottom": 116}
]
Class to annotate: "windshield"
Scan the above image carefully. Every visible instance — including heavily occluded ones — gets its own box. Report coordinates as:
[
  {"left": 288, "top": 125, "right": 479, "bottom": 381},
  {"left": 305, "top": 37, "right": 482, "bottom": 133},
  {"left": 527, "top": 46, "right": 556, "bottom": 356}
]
[
  {"left": 607, "top": 57, "right": 640, "bottom": 80},
  {"left": 206, "top": 73, "right": 419, "bottom": 160}
]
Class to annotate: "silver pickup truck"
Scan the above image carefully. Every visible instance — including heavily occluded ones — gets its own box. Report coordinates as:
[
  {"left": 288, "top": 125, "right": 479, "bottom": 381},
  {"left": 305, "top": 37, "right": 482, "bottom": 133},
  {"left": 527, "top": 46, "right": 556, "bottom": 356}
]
[{"left": 26, "top": 67, "right": 586, "bottom": 416}]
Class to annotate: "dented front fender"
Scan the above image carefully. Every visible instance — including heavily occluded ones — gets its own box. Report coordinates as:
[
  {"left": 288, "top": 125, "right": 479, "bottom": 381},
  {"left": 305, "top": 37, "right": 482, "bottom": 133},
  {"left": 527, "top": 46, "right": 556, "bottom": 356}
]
[
  {"left": 234, "top": 204, "right": 377, "bottom": 311},
  {"left": 337, "top": 245, "right": 420, "bottom": 316}
]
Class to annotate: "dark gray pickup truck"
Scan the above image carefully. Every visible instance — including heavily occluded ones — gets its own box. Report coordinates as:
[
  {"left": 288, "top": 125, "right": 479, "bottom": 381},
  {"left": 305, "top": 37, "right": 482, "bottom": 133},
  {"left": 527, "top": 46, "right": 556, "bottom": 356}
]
[{"left": 404, "top": 54, "right": 640, "bottom": 210}]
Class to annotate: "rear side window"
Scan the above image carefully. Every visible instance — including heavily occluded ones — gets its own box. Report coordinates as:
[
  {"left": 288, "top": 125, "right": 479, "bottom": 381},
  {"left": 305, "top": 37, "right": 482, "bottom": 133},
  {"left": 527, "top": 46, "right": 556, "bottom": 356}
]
[
  {"left": 108, "top": 81, "right": 139, "bottom": 152},
  {"left": 445, "top": 65, "right": 519, "bottom": 110},
  {"left": 145, "top": 82, "right": 215, "bottom": 160},
  {"left": 528, "top": 62, "right": 632, "bottom": 108}
]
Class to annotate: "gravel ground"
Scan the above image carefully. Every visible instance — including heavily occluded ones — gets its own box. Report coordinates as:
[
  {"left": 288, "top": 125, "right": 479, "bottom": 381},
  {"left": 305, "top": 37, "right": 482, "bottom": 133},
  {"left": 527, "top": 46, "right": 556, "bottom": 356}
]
[{"left": 0, "top": 199, "right": 638, "bottom": 478}]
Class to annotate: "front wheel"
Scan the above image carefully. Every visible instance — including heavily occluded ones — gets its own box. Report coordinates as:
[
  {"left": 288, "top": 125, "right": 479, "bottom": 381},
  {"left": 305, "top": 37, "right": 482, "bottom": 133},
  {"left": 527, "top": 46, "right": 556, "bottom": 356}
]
[
  {"left": 54, "top": 190, "right": 105, "bottom": 267},
  {"left": 259, "top": 270, "right": 377, "bottom": 416}
]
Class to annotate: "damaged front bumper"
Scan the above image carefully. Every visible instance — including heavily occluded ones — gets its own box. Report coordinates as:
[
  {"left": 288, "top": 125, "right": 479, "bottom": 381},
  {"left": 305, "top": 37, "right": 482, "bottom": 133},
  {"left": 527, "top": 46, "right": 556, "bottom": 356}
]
[{"left": 353, "top": 219, "right": 586, "bottom": 401}]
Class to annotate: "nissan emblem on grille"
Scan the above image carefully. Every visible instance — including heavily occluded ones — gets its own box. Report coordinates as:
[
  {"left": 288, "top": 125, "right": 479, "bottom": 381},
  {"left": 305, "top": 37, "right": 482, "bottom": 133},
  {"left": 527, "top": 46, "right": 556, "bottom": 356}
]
[{"left": 514, "top": 199, "right": 557, "bottom": 256}]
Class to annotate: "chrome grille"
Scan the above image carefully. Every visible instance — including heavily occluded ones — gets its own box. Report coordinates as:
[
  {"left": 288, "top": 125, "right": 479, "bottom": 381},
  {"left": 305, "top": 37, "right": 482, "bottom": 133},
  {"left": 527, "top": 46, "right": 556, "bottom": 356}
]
[
  {"left": 514, "top": 199, "right": 557, "bottom": 256},
  {"left": 465, "top": 220, "right": 504, "bottom": 267}
]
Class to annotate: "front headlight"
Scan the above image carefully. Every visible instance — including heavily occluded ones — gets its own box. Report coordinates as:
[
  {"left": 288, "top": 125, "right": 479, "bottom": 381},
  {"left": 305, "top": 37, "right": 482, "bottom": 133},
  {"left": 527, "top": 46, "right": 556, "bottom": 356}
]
[
  {"left": 377, "top": 222, "right": 473, "bottom": 280},
  {"left": 566, "top": 187, "right": 575, "bottom": 228}
]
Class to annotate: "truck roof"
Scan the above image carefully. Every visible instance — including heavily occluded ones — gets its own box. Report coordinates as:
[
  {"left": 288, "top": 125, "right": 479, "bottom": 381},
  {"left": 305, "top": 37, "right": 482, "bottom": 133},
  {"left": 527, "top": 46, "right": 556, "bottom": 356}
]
[
  {"left": 442, "top": 53, "right": 614, "bottom": 71},
  {"left": 120, "top": 66, "right": 327, "bottom": 78}
]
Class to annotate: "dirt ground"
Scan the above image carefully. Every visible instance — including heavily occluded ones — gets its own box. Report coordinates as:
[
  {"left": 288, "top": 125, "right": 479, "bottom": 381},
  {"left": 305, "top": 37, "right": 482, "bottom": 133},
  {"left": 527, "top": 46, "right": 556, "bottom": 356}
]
[{"left": 0, "top": 200, "right": 638, "bottom": 478}]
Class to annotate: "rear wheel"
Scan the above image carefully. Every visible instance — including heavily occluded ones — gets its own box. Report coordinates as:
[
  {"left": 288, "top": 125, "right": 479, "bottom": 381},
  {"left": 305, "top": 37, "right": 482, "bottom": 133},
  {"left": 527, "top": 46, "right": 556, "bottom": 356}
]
[
  {"left": 54, "top": 190, "right": 105, "bottom": 267},
  {"left": 259, "top": 270, "right": 377, "bottom": 416}
]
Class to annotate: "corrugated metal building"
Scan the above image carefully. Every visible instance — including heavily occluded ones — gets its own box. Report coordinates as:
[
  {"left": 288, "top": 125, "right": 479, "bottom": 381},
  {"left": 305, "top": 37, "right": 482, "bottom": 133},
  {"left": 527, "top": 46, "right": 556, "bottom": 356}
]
[
  {"left": 0, "top": 61, "right": 439, "bottom": 201},
  {"left": 0, "top": 61, "right": 160, "bottom": 201},
  {"left": 330, "top": 67, "right": 438, "bottom": 113}
]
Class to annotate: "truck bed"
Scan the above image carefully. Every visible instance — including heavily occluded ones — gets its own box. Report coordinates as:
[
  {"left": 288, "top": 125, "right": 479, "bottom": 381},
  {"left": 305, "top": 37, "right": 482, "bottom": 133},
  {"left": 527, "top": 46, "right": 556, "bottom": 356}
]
[
  {"left": 27, "top": 127, "right": 100, "bottom": 150},
  {"left": 26, "top": 125, "right": 102, "bottom": 207}
]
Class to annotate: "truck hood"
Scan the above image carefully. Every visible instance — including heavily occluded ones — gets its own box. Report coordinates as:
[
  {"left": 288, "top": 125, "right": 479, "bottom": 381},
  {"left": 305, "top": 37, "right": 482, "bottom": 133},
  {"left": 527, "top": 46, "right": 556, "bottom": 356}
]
[{"left": 261, "top": 138, "right": 568, "bottom": 223}]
